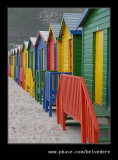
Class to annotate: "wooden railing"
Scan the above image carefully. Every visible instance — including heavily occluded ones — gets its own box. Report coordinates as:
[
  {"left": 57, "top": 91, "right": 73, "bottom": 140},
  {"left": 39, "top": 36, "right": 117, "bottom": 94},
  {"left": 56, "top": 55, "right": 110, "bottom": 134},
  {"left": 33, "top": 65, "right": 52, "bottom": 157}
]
[
  {"left": 43, "top": 71, "right": 72, "bottom": 117},
  {"left": 11, "top": 65, "right": 14, "bottom": 79},
  {"left": 8, "top": 65, "right": 11, "bottom": 77},
  {"left": 56, "top": 74, "right": 100, "bottom": 143},
  {"left": 19, "top": 67, "right": 25, "bottom": 90},
  {"left": 15, "top": 66, "right": 20, "bottom": 84},
  {"left": 25, "top": 68, "right": 34, "bottom": 98}
]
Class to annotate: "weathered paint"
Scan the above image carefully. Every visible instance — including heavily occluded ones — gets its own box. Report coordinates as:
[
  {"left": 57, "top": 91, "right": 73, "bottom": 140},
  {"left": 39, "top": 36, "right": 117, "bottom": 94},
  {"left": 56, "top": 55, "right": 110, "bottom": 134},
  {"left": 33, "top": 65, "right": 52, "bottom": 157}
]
[{"left": 80, "top": 8, "right": 110, "bottom": 108}]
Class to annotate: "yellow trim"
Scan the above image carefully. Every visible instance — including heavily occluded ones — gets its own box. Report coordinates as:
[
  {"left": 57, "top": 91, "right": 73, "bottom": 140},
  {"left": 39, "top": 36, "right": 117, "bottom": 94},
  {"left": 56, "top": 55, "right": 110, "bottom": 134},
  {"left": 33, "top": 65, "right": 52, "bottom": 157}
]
[
  {"left": 22, "top": 45, "right": 28, "bottom": 75},
  {"left": 33, "top": 51, "right": 34, "bottom": 78},
  {"left": 43, "top": 49, "right": 44, "bottom": 70}
]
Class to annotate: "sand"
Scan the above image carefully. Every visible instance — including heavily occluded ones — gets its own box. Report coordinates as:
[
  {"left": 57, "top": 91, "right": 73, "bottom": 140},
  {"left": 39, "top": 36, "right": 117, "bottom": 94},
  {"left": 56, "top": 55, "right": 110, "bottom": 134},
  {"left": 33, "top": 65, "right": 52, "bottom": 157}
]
[{"left": 8, "top": 77, "right": 81, "bottom": 143}]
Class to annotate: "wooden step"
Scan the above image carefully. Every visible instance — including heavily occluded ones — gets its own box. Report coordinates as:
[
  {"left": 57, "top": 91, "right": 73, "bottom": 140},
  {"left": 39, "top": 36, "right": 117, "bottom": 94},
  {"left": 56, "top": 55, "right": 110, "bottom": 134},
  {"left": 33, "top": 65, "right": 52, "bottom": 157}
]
[
  {"left": 99, "top": 137, "right": 110, "bottom": 143},
  {"left": 93, "top": 104, "right": 110, "bottom": 118},
  {"left": 66, "top": 116, "right": 73, "bottom": 120},
  {"left": 66, "top": 122, "right": 80, "bottom": 126},
  {"left": 100, "top": 125, "right": 110, "bottom": 130}
]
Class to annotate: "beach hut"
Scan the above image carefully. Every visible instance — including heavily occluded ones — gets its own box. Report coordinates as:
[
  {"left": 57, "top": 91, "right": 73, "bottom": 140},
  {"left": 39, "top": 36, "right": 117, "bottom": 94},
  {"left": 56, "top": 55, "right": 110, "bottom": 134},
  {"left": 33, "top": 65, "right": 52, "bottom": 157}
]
[
  {"left": 58, "top": 13, "right": 83, "bottom": 75},
  {"left": 34, "top": 31, "right": 49, "bottom": 76},
  {"left": 22, "top": 41, "right": 29, "bottom": 74},
  {"left": 14, "top": 48, "right": 18, "bottom": 66},
  {"left": 76, "top": 8, "right": 110, "bottom": 108},
  {"left": 9, "top": 50, "right": 12, "bottom": 65},
  {"left": 11, "top": 49, "right": 15, "bottom": 66},
  {"left": 20, "top": 44, "right": 23, "bottom": 67},
  {"left": 10, "top": 49, "right": 15, "bottom": 79},
  {"left": 17, "top": 45, "right": 22, "bottom": 67},
  {"left": 8, "top": 51, "right": 10, "bottom": 66},
  {"left": 47, "top": 23, "right": 61, "bottom": 70},
  {"left": 17, "top": 45, "right": 20, "bottom": 67},
  {"left": 28, "top": 37, "right": 37, "bottom": 79}
]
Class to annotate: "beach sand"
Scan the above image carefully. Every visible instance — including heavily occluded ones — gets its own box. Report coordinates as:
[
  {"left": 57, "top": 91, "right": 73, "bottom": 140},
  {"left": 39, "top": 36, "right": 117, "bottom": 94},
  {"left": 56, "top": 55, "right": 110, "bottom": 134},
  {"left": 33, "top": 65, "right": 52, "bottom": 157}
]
[{"left": 8, "top": 77, "right": 81, "bottom": 143}]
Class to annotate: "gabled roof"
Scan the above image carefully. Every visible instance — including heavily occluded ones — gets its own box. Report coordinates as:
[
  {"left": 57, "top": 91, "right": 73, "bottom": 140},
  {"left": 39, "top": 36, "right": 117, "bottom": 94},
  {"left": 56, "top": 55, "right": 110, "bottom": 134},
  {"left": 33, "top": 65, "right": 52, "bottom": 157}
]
[
  {"left": 16, "top": 44, "right": 22, "bottom": 53},
  {"left": 14, "top": 48, "right": 18, "bottom": 54},
  {"left": 47, "top": 23, "right": 61, "bottom": 43},
  {"left": 59, "top": 12, "right": 83, "bottom": 38},
  {"left": 20, "top": 44, "right": 23, "bottom": 52},
  {"left": 51, "top": 23, "right": 61, "bottom": 38},
  {"left": 34, "top": 31, "right": 49, "bottom": 47},
  {"left": 76, "top": 8, "right": 93, "bottom": 29},
  {"left": 40, "top": 31, "right": 49, "bottom": 41},
  {"left": 8, "top": 51, "right": 10, "bottom": 57},
  {"left": 28, "top": 37, "right": 37, "bottom": 49},
  {"left": 23, "top": 41, "right": 29, "bottom": 50},
  {"left": 10, "top": 48, "right": 15, "bottom": 55},
  {"left": 30, "top": 37, "right": 37, "bottom": 45},
  {"left": 17, "top": 45, "right": 21, "bottom": 52}
]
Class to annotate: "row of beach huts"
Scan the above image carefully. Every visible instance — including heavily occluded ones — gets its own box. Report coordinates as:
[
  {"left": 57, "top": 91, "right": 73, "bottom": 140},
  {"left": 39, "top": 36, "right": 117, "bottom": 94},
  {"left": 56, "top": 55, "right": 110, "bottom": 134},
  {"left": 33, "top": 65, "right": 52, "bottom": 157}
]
[{"left": 8, "top": 8, "right": 110, "bottom": 143}]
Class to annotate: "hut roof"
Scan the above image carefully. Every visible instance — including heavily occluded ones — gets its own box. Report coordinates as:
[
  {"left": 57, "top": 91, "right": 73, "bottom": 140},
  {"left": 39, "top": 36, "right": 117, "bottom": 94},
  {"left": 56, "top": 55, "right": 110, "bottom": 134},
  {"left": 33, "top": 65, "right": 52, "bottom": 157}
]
[
  {"left": 29, "top": 37, "right": 37, "bottom": 46},
  {"left": 17, "top": 45, "right": 21, "bottom": 52},
  {"left": 34, "top": 31, "right": 49, "bottom": 47},
  {"left": 47, "top": 23, "right": 61, "bottom": 43},
  {"left": 59, "top": 12, "right": 83, "bottom": 37},
  {"left": 14, "top": 48, "right": 18, "bottom": 54},
  {"left": 51, "top": 23, "right": 61, "bottom": 38},
  {"left": 40, "top": 31, "right": 49, "bottom": 41},
  {"left": 75, "top": 8, "right": 93, "bottom": 29},
  {"left": 8, "top": 51, "right": 10, "bottom": 57},
  {"left": 10, "top": 48, "right": 15, "bottom": 55},
  {"left": 23, "top": 41, "right": 29, "bottom": 50}
]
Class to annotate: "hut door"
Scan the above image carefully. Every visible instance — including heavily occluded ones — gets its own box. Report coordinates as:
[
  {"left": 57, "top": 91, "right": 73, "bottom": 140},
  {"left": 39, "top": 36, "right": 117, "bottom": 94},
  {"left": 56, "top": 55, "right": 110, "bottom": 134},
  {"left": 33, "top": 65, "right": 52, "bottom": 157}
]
[
  {"left": 31, "top": 52, "right": 33, "bottom": 76},
  {"left": 39, "top": 49, "right": 42, "bottom": 70},
  {"left": 69, "top": 39, "right": 72, "bottom": 72},
  {"left": 55, "top": 43, "right": 57, "bottom": 70},
  {"left": 42, "top": 49, "right": 44, "bottom": 71},
  {"left": 25, "top": 52, "right": 28, "bottom": 69},
  {"left": 95, "top": 30, "right": 103, "bottom": 106}
]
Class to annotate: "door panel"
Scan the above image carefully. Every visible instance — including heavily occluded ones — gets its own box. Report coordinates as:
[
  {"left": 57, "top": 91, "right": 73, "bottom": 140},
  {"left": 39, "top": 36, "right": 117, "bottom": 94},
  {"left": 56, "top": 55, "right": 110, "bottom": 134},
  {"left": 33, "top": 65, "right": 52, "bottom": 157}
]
[
  {"left": 95, "top": 30, "right": 103, "bottom": 106},
  {"left": 69, "top": 39, "right": 72, "bottom": 72}
]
